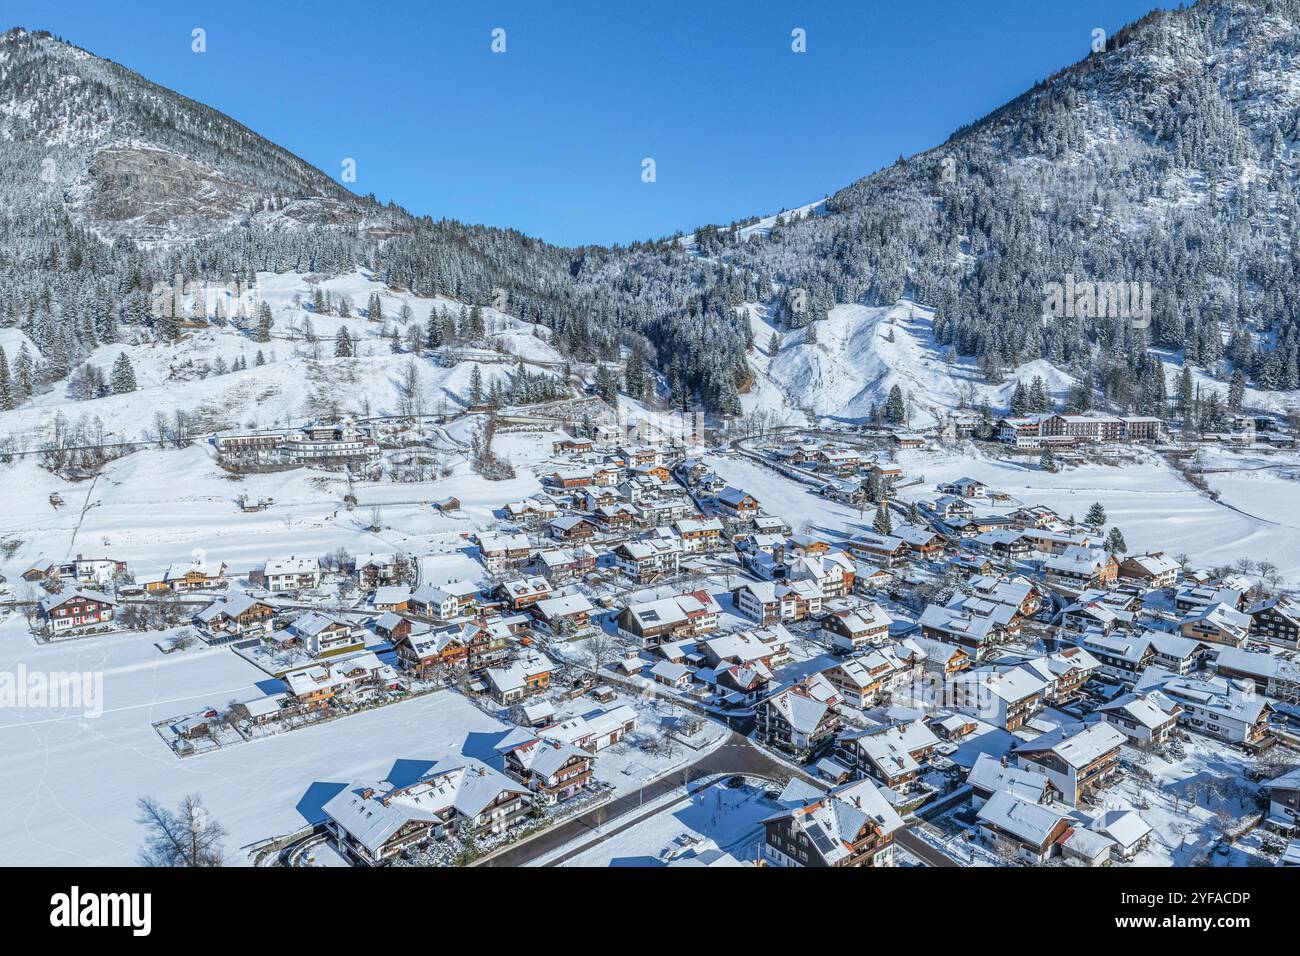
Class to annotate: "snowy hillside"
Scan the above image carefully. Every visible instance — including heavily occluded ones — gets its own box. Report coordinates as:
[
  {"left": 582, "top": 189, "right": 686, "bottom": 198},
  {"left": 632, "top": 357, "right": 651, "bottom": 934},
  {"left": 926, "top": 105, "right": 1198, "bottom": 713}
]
[
  {"left": 748, "top": 301, "right": 1075, "bottom": 426},
  {"left": 0, "top": 270, "right": 566, "bottom": 446}
]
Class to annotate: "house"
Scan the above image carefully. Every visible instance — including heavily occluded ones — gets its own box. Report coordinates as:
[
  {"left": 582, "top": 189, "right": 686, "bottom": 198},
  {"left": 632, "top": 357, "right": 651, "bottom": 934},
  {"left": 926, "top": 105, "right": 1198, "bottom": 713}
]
[
  {"left": 969, "top": 574, "right": 1042, "bottom": 617},
  {"left": 1095, "top": 809, "right": 1153, "bottom": 861},
  {"left": 976, "top": 790, "right": 1071, "bottom": 864},
  {"left": 485, "top": 653, "right": 554, "bottom": 704},
  {"left": 616, "top": 591, "right": 720, "bottom": 645},
  {"left": 1244, "top": 595, "right": 1300, "bottom": 648},
  {"left": 732, "top": 580, "right": 791, "bottom": 624},
  {"left": 1044, "top": 546, "right": 1118, "bottom": 594},
  {"left": 164, "top": 560, "right": 227, "bottom": 591},
  {"left": 409, "top": 580, "right": 479, "bottom": 620},
  {"left": 1013, "top": 722, "right": 1125, "bottom": 807},
  {"left": 931, "top": 495, "right": 975, "bottom": 521},
  {"left": 950, "top": 666, "right": 1045, "bottom": 731},
  {"left": 548, "top": 515, "right": 598, "bottom": 542},
  {"left": 757, "top": 679, "right": 842, "bottom": 757},
  {"left": 930, "top": 713, "right": 977, "bottom": 741},
  {"left": 1180, "top": 602, "right": 1251, "bottom": 648},
  {"left": 1147, "top": 632, "right": 1211, "bottom": 676},
  {"left": 853, "top": 563, "right": 895, "bottom": 593},
  {"left": 289, "top": 612, "right": 363, "bottom": 657},
  {"left": 355, "top": 552, "right": 399, "bottom": 589},
  {"left": 1213, "top": 647, "right": 1300, "bottom": 704},
  {"left": 540, "top": 705, "right": 638, "bottom": 752},
  {"left": 836, "top": 720, "right": 940, "bottom": 792},
  {"left": 371, "top": 585, "right": 410, "bottom": 612},
  {"left": 393, "top": 626, "right": 467, "bottom": 676},
  {"left": 552, "top": 436, "right": 594, "bottom": 455},
  {"left": 1247, "top": 596, "right": 1300, "bottom": 648},
  {"left": 497, "top": 576, "right": 553, "bottom": 611},
  {"left": 1061, "top": 827, "right": 1117, "bottom": 867},
  {"left": 535, "top": 545, "right": 598, "bottom": 583},
  {"left": 974, "top": 529, "right": 1032, "bottom": 562},
  {"left": 476, "top": 532, "right": 533, "bottom": 572},
  {"left": 1175, "top": 583, "right": 1245, "bottom": 614},
  {"left": 716, "top": 486, "right": 760, "bottom": 520},
  {"left": 966, "top": 753, "right": 1054, "bottom": 809},
  {"left": 39, "top": 589, "right": 117, "bottom": 635},
  {"left": 649, "top": 659, "right": 692, "bottom": 689},
  {"left": 673, "top": 515, "right": 723, "bottom": 553},
  {"left": 911, "top": 636, "right": 972, "bottom": 676},
  {"left": 1097, "top": 691, "right": 1182, "bottom": 748},
  {"left": 1060, "top": 597, "right": 1132, "bottom": 637},
  {"left": 256, "top": 556, "right": 321, "bottom": 593},
  {"left": 762, "top": 777, "right": 904, "bottom": 868},
  {"left": 1140, "top": 671, "right": 1273, "bottom": 744},
  {"left": 529, "top": 593, "right": 594, "bottom": 638},
  {"left": 505, "top": 497, "right": 560, "bottom": 526},
  {"left": 947, "top": 592, "right": 1023, "bottom": 638},
  {"left": 788, "top": 550, "right": 856, "bottom": 598},
  {"left": 546, "top": 467, "right": 594, "bottom": 490},
  {"left": 892, "top": 523, "right": 948, "bottom": 560},
  {"left": 939, "top": 477, "right": 988, "bottom": 499},
  {"left": 494, "top": 729, "right": 594, "bottom": 804},
  {"left": 821, "top": 602, "right": 893, "bottom": 653},
  {"left": 322, "top": 759, "right": 531, "bottom": 865},
  {"left": 845, "top": 532, "right": 908, "bottom": 567},
  {"left": 1265, "top": 768, "right": 1300, "bottom": 835},
  {"left": 1014, "top": 646, "right": 1101, "bottom": 703},
  {"left": 374, "top": 611, "right": 412, "bottom": 642},
  {"left": 282, "top": 652, "right": 398, "bottom": 710},
  {"left": 1118, "top": 552, "right": 1180, "bottom": 589},
  {"left": 613, "top": 537, "right": 682, "bottom": 584},
  {"left": 1079, "top": 630, "right": 1155, "bottom": 685},
  {"left": 820, "top": 653, "right": 902, "bottom": 709},
  {"left": 58, "top": 554, "right": 127, "bottom": 588},
  {"left": 193, "top": 592, "right": 275, "bottom": 638},
  {"left": 918, "top": 604, "right": 1001, "bottom": 658}
]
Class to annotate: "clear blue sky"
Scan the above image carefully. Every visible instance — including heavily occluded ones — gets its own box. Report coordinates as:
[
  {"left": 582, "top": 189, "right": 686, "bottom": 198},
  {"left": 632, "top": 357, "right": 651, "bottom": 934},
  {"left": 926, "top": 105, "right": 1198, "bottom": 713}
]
[{"left": 8, "top": 0, "right": 1170, "bottom": 247}]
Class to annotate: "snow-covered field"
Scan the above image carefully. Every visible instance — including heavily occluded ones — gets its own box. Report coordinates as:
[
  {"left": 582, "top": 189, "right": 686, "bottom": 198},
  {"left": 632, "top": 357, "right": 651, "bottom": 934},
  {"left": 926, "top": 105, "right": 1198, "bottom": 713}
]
[
  {"left": 706, "top": 440, "right": 1300, "bottom": 585},
  {"left": 0, "top": 428, "right": 564, "bottom": 587},
  {"left": 0, "top": 613, "right": 512, "bottom": 866},
  {"left": 891, "top": 443, "right": 1300, "bottom": 584}
]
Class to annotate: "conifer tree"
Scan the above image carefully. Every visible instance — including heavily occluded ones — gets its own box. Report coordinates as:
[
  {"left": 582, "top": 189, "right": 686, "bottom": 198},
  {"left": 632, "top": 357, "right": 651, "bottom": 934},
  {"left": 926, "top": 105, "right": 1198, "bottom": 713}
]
[
  {"left": 334, "top": 327, "right": 354, "bottom": 358},
  {"left": 872, "top": 505, "right": 893, "bottom": 536},
  {"left": 110, "top": 351, "right": 137, "bottom": 394}
]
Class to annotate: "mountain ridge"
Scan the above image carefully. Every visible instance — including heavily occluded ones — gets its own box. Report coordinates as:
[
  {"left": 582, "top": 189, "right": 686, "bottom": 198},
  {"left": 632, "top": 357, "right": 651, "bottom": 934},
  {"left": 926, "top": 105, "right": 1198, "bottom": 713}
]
[{"left": 2, "top": 1, "right": 1299, "bottom": 434}]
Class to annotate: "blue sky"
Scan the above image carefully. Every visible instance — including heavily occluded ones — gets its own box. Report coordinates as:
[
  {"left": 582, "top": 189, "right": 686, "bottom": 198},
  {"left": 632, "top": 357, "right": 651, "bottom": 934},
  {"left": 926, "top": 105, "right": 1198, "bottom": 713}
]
[{"left": 8, "top": 0, "right": 1169, "bottom": 246}]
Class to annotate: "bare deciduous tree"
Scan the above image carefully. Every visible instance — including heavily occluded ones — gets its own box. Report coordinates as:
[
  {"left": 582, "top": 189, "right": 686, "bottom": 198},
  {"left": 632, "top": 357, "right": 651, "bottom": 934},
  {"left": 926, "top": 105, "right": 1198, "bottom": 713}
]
[{"left": 137, "top": 794, "right": 227, "bottom": 867}]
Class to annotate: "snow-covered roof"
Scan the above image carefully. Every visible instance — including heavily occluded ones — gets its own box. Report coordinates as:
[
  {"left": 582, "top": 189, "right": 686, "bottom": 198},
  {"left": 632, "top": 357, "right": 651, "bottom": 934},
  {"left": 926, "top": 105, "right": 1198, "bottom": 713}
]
[
  {"left": 1095, "top": 809, "right": 1152, "bottom": 849},
  {"left": 967, "top": 753, "right": 1052, "bottom": 802},
  {"left": 1015, "top": 721, "right": 1124, "bottom": 769},
  {"left": 977, "top": 790, "right": 1067, "bottom": 846}
]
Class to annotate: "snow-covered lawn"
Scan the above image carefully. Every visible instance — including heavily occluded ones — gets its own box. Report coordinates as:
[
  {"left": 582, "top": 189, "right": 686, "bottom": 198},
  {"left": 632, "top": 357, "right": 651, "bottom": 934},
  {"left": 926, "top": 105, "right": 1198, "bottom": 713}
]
[{"left": 0, "top": 613, "right": 512, "bottom": 865}]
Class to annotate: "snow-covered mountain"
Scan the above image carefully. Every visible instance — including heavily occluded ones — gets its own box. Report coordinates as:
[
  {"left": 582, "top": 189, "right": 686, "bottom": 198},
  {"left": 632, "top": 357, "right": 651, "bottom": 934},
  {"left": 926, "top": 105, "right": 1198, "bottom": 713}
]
[{"left": 3, "top": 0, "right": 1300, "bottom": 436}]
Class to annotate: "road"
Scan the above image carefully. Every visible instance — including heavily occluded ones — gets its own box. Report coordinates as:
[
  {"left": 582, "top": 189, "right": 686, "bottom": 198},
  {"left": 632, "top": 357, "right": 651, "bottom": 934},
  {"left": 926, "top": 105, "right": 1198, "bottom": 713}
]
[{"left": 477, "top": 730, "right": 960, "bottom": 868}]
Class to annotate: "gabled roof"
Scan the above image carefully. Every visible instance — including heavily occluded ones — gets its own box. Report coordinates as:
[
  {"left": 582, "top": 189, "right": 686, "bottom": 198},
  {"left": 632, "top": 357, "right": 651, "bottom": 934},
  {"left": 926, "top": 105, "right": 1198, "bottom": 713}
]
[
  {"left": 1014, "top": 721, "right": 1125, "bottom": 769},
  {"left": 321, "top": 759, "right": 528, "bottom": 855},
  {"left": 1095, "top": 809, "right": 1152, "bottom": 849},
  {"left": 977, "top": 790, "right": 1068, "bottom": 846},
  {"left": 967, "top": 753, "right": 1052, "bottom": 802},
  {"left": 40, "top": 587, "right": 118, "bottom": 613}
]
